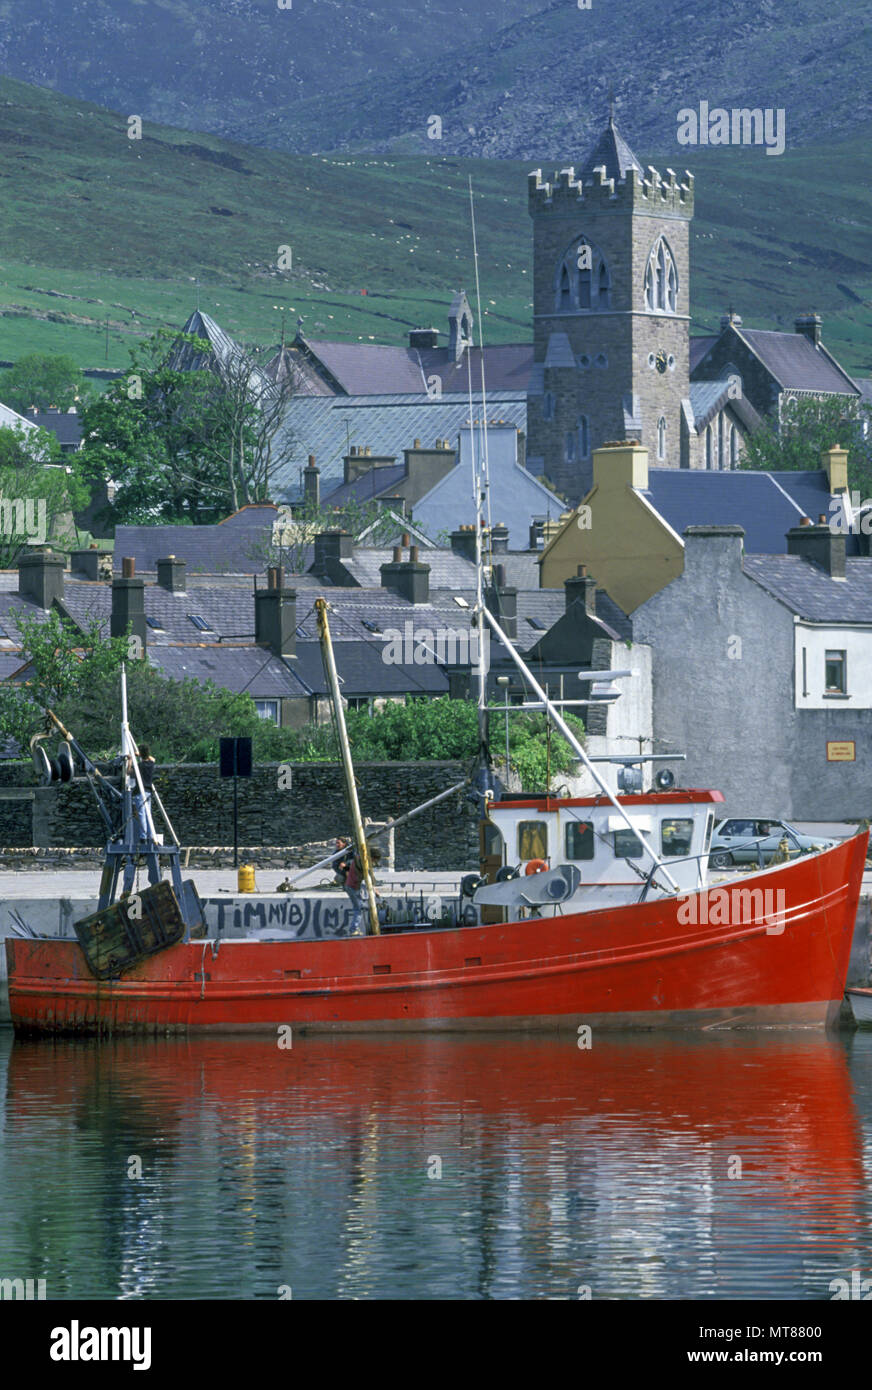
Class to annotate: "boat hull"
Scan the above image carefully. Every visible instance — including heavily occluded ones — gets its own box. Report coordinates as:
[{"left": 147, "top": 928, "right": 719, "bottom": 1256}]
[{"left": 6, "top": 834, "right": 868, "bottom": 1036}]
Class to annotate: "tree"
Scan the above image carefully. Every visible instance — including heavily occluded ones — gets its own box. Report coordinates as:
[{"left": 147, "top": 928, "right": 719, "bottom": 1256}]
[
  {"left": 740, "top": 396, "right": 872, "bottom": 496},
  {"left": 78, "top": 329, "right": 302, "bottom": 525},
  {"left": 0, "top": 353, "right": 92, "bottom": 415},
  {"left": 0, "top": 423, "right": 89, "bottom": 567},
  {"left": 0, "top": 609, "right": 131, "bottom": 749}
]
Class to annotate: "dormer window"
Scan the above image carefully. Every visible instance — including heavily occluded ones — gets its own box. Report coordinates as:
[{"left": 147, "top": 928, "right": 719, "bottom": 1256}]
[
  {"left": 555, "top": 239, "right": 611, "bottom": 312},
  {"left": 645, "top": 237, "right": 678, "bottom": 313}
]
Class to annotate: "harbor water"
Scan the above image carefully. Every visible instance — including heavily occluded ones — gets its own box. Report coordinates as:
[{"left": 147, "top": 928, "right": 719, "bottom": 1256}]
[{"left": 2, "top": 1029, "right": 872, "bottom": 1300}]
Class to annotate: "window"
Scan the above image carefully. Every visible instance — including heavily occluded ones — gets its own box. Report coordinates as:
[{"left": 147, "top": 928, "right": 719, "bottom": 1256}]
[
  {"left": 613, "top": 829, "right": 644, "bottom": 858},
  {"left": 825, "top": 650, "right": 847, "bottom": 694},
  {"left": 564, "top": 430, "right": 577, "bottom": 464},
  {"left": 661, "top": 818, "right": 694, "bottom": 857},
  {"left": 578, "top": 415, "right": 590, "bottom": 459},
  {"left": 188, "top": 615, "right": 212, "bottom": 632},
  {"left": 565, "top": 821, "right": 595, "bottom": 860},
  {"left": 718, "top": 411, "right": 725, "bottom": 470},
  {"left": 518, "top": 821, "right": 549, "bottom": 860},
  {"left": 254, "top": 699, "right": 279, "bottom": 723},
  {"left": 595, "top": 352, "right": 608, "bottom": 368},
  {"left": 657, "top": 416, "right": 667, "bottom": 461},
  {"left": 705, "top": 425, "right": 713, "bottom": 469},
  {"left": 554, "top": 239, "right": 611, "bottom": 312},
  {"left": 730, "top": 425, "right": 738, "bottom": 469},
  {"left": 723, "top": 819, "right": 754, "bottom": 837},
  {"left": 346, "top": 696, "right": 373, "bottom": 712},
  {"left": 704, "top": 814, "right": 714, "bottom": 852},
  {"left": 543, "top": 391, "right": 555, "bottom": 421},
  {"left": 645, "top": 237, "right": 678, "bottom": 312}
]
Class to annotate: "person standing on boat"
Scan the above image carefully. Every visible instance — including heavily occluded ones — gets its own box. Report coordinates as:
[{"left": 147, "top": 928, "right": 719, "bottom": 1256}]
[
  {"left": 343, "top": 842, "right": 381, "bottom": 935},
  {"left": 121, "top": 744, "right": 160, "bottom": 896}
]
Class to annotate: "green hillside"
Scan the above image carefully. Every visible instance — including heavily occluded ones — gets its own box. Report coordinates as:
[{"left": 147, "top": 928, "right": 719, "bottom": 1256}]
[{"left": 0, "top": 78, "right": 870, "bottom": 379}]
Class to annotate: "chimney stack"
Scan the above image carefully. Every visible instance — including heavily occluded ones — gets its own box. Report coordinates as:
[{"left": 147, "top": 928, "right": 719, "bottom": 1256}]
[
  {"left": 111, "top": 556, "right": 147, "bottom": 649},
  {"left": 490, "top": 522, "right": 510, "bottom": 554},
  {"left": 303, "top": 454, "right": 320, "bottom": 509},
  {"left": 486, "top": 565, "right": 517, "bottom": 639},
  {"left": 18, "top": 547, "right": 65, "bottom": 610},
  {"left": 795, "top": 313, "right": 822, "bottom": 347},
  {"left": 311, "top": 529, "right": 354, "bottom": 581},
  {"left": 156, "top": 555, "right": 187, "bottom": 594},
  {"left": 449, "top": 525, "right": 478, "bottom": 562},
  {"left": 255, "top": 571, "right": 297, "bottom": 656},
  {"left": 70, "top": 546, "right": 102, "bottom": 582},
  {"left": 786, "top": 516, "right": 846, "bottom": 579},
  {"left": 564, "top": 564, "right": 597, "bottom": 616},
  {"left": 380, "top": 550, "right": 430, "bottom": 604}
]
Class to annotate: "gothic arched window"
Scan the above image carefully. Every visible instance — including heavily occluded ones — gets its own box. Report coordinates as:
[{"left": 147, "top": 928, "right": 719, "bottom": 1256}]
[
  {"left": 645, "top": 237, "right": 678, "bottom": 313},
  {"left": 705, "top": 425, "right": 713, "bottom": 469},
  {"left": 578, "top": 415, "right": 590, "bottom": 459},
  {"left": 554, "top": 238, "right": 611, "bottom": 312},
  {"left": 565, "top": 430, "right": 577, "bottom": 464},
  {"left": 657, "top": 416, "right": 667, "bottom": 461},
  {"left": 730, "top": 425, "right": 738, "bottom": 469},
  {"left": 543, "top": 391, "right": 555, "bottom": 421}
]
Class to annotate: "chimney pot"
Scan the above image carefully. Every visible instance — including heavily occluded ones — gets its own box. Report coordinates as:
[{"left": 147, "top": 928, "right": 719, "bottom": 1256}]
[
  {"left": 392, "top": 546, "right": 402, "bottom": 562},
  {"left": 156, "top": 555, "right": 187, "bottom": 594},
  {"left": 122, "top": 556, "right": 135, "bottom": 579}
]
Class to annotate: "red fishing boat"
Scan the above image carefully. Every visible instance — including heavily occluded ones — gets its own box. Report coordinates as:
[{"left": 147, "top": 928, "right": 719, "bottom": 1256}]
[{"left": 6, "top": 819, "right": 866, "bottom": 1035}]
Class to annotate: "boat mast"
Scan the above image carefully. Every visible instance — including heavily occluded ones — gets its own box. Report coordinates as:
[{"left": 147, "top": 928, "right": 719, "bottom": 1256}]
[
  {"left": 467, "top": 179, "right": 490, "bottom": 766},
  {"left": 315, "top": 597, "right": 380, "bottom": 936}
]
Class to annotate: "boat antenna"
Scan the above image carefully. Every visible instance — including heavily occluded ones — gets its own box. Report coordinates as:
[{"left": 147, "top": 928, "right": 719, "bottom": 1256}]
[
  {"left": 468, "top": 176, "right": 493, "bottom": 545},
  {"left": 466, "top": 179, "right": 490, "bottom": 767}
]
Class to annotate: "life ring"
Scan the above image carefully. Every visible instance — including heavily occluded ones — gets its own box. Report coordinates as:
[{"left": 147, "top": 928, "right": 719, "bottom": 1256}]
[{"left": 524, "top": 859, "right": 548, "bottom": 876}]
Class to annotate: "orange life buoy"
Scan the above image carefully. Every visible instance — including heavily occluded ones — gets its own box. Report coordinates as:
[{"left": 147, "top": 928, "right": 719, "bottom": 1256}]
[{"left": 524, "top": 859, "right": 548, "bottom": 876}]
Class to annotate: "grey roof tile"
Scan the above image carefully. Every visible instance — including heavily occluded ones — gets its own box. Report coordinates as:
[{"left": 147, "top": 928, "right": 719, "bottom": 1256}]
[
  {"left": 272, "top": 391, "right": 528, "bottom": 501},
  {"left": 641, "top": 467, "right": 852, "bottom": 555},
  {"left": 743, "top": 554, "right": 872, "bottom": 621},
  {"left": 737, "top": 328, "right": 860, "bottom": 395}
]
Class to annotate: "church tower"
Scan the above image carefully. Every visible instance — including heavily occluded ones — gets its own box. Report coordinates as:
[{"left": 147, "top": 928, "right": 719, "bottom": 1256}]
[{"left": 526, "top": 113, "right": 694, "bottom": 498}]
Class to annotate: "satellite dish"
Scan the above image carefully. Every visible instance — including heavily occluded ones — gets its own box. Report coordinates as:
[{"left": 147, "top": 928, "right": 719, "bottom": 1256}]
[{"left": 655, "top": 767, "right": 675, "bottom": 790}]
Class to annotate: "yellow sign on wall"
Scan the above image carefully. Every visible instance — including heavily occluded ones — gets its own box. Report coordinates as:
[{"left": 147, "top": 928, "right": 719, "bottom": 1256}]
[{"left": 827, "top": 741, "right": 856, "bottom": 762}]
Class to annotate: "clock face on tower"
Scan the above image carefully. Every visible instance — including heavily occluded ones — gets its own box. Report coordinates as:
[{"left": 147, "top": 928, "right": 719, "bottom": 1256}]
[{"left": 655, "top": 349, "right": 668, "bottom": 374}]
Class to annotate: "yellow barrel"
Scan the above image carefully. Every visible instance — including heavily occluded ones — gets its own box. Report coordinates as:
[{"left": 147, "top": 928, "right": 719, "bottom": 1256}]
[{"left": 238, "top": 864, "right": 256, "bottom": 893}]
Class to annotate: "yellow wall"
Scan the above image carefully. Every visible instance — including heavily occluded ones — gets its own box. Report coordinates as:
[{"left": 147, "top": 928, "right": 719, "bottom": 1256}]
[{"left": 539, "top": 442, "right": 684, "bottom": 613}]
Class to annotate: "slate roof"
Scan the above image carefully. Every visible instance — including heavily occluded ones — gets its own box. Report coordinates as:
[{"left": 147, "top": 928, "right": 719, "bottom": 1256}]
[
  {"left": 23, "top": 408, "right": 83, "bottom": 448},
  {"left": 690, "top": 336, "right": 718, "bottom": 372},
  {"left": 323, "top": 464, "right": 407, "bottom": 507},
  {"left": 294, "top": 336, "right": 533, "bottom": 397},
  {"left": 167, "top": 310, "right": 244, "bottom": 375},
  {"left": 336, "top": 548, "right": 478, "bottom": 589},
  {"left": 290, "top": 639, "right": 448, "bottom": 697},
  {"left": 736, "top": 328, "right": 860, "bottom": 395},
  {"left": 272, "top": 391, "right": 528, "bottom": 501},
  {"left": 113, "top": 505, "right": 281, "bottom": 574},
  {"left": 150, "top": 646, "right": 310, "bottom": 699},
  {"left": 640, "top": 468, "right": 856, "bottom": 555},
  {"left": 743, "top": 555, "right": 872, "bottom": 622},
  {"left": 688, "top": 379, "right": 763, "bottom": 433},
  {"left": 578, "top": 118, "right": 643, "bottom": 182}
]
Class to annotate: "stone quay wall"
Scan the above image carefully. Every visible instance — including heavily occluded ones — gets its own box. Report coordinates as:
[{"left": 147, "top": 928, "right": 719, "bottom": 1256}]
[{"left": 0, "top": 761, "right": 477, "bottom": 872}]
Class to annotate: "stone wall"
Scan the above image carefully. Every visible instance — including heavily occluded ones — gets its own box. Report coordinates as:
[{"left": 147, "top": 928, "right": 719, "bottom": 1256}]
[{"left": 0, "top": 761, "right": 476, "bottom": 871}]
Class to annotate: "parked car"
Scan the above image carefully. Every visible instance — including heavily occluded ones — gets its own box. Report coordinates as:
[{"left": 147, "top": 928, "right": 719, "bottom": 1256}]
[{"left": 709, "top": 818, "right": 836, "bottom": 870}]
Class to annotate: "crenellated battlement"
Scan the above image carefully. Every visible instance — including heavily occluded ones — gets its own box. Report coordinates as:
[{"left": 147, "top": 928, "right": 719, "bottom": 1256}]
[{"left": 528, "top": 163, "right": 694, "bottom": 217}]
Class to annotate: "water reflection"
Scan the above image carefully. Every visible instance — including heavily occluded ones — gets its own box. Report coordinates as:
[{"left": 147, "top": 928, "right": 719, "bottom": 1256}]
[{"left": 1, "top": 1031, "right": 871, "bottom": 1300}]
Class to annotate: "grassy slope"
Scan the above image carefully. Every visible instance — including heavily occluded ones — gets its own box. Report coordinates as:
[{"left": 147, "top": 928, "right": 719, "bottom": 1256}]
[{"left": 0, "top": 78, "right": 870, "bottom": 378}]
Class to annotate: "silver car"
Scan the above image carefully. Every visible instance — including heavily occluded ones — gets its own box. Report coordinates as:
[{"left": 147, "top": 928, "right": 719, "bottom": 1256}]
[{"left": 709, "top": 818, "right": 836, "bottom": 870}]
